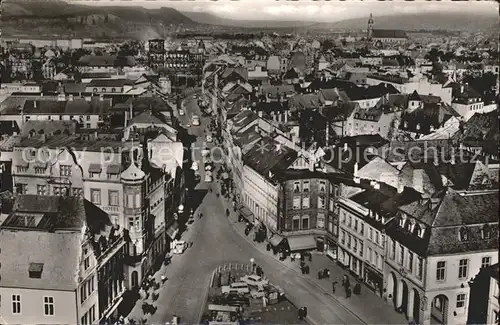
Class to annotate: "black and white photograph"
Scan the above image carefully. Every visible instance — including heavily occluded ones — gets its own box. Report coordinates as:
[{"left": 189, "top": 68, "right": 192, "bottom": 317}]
[{"left": 0, "top": 0, "right": 498, "bottom": 324}]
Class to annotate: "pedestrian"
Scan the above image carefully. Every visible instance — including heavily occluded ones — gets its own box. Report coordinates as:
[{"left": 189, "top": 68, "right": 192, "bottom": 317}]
[
  {"left": 318, "top": 271, "right": 323, "bottom": 280},
  {"left": 332, "top": 281, "right": 337, "bottom": 294},
  {"left": 291, "top": 254, "right": 295, "bottom": 262}
]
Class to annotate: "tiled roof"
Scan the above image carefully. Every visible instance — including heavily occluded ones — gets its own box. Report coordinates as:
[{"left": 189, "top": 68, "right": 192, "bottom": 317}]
[
  {"left": 20, "top": 120, "right": 76, "bottom": 137},
  {"left": 243, "top": 137, "right": 298, "bottom": 181},
  {"left": 387, "top": 189, "right": 499, "bottom": 257},
  {"left": 0, "top": 230, "right": 81, "bottom": 291}
]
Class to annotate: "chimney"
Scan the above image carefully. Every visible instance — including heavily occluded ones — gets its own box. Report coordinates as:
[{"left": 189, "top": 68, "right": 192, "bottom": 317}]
[{"left": 258, "top": 110, "right": 263, "bottom": 118}]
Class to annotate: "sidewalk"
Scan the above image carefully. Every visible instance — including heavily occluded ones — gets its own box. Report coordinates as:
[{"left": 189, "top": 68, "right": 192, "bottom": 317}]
[{"left": 215, "top": 180, "right": 407, "bottom": 325}]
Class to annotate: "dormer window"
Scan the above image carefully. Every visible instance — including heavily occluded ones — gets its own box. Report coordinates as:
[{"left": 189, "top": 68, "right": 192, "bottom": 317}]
[
  {"left": 417, "top": 225, "right": 425, "bottom": 238},
  {"left": 459, "top": 226, "right": 470, "bottom": 241},
  {"left": 29, "top": 262, "right": 44, "bottom": 279},
  {"left": 481, "top": 224, "right": 491, "bottom": 239},
  {"left": 399, "top": 216, "right": 406, "bottom": 228}
]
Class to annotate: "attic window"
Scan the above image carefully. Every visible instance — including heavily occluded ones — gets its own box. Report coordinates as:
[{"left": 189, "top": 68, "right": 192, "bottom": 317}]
[
  {"left": 459, "top": 226, "right": 470, "bottom": 241},
  {"left": 29, "top": 262, "right": 44, "bottom": 279},
  {"left": 481, "top": 224, "right": 491, "bottom": 239},
  {"left": 417, "top": 225, "right": 425, "bottom": 238},
  {"left": 399, "top": 217, "right": 406, "bottom": 228}
]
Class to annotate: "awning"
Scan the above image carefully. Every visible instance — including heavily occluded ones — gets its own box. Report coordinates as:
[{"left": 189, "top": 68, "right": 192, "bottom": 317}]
[
  {"left": 166, "top": 221, "right": 179, "bottom": 239},
  {"left": 269, "top": 234, "right": 284, "bottom": 247},
  {"left": 88, "top": 163, "right": 102, "bottom": 173},
  {"left": 239, "top": 206, "right": 253, "bottom": 220},
  {"left": 106, "top": 164, "right": 121, "bottom": 174},
  {"left": 287, "top": 235, "right": 317, "bottom": 252}
]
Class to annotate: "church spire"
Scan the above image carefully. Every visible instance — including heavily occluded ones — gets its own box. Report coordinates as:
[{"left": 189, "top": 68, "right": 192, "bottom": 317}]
[{"left": 367, "top": 13, "right": 374, "bottom": 40}]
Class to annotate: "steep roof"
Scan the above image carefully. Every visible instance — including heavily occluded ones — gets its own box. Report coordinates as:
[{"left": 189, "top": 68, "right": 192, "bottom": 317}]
[{"left": 386, "top": 189, "right": 499, "bottom": 257}]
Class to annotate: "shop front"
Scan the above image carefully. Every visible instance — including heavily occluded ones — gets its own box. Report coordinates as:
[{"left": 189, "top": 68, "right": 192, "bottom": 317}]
[
  {"left": 286, "top": 235, "right": 317, "bottom": 253},
  {"left": 363, "top": 263, "right": 383, "bottom": 296},
  {"left": 325, "top": 237, "right": 337, "bottom": 260}
]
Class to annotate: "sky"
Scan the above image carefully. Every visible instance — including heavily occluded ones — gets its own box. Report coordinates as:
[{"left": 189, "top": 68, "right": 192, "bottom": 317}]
[{"left": 68, "top": 0, "right": 498, "bottom": 22}]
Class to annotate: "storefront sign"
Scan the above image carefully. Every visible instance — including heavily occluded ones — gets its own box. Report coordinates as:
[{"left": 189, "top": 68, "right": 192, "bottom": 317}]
[{"left": 103, "top": 206, "right": 120, "bottom": 213}]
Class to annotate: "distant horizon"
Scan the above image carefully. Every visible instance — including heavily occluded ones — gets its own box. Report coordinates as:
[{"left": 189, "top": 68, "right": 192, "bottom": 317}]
[{"left": 61, "top": 0, "right": 497, "bottom": 23}]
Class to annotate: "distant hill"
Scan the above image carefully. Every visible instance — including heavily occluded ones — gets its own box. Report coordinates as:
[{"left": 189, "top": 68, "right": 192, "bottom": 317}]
[
  {"left": 308, "top": 12, "right": 499, "bottom": 32},
  {"left": 181, "top": 11, "right": 315, "bottom": 29},
  {"left": 0, "top": 0, "right": 196, "bottom": 39}
]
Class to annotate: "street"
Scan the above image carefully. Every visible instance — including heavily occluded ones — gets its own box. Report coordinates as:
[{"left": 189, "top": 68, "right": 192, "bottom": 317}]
[{"left": 128, "top": 91, "right": 393, "bottom": 325}]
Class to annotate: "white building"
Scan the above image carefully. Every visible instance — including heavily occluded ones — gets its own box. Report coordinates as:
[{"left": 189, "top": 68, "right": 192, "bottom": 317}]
[{"left": 384, "top": 189, "right": 498, "bottom": 325}]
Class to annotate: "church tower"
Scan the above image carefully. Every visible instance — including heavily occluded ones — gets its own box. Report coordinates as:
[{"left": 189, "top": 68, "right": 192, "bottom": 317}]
[{"left": 367, "top": 13, "right": 374, "bottom": 40}]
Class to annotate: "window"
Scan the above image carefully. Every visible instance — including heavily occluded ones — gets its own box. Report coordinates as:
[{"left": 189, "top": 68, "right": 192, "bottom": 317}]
[
  {"left": 86, "top": 123, "right": 91, "bottom": 128},
  {"left": 318, "top": 196, "right": 326, "bottom": 209},
  {"left": 317, "top": 213, "right": 325, "bottom": 228},
  {"left": 37, "top": 184, "right": 47, "bottom": 195},
  {"left": 368, "top": 247, "right": 373, "bottom": 262},
  {"left": 482, "top": 256, "right": 491, "bottom": 268},
  {"left": 84, "top": 257, "right": 90, "bottom": 270},
  {"left": 135, "top": 194, "right": 141, "bottom": 208},
  {"left": 16, "top": 166, "right": 28, "bottom": 173},
  {"left": 341, "top": 230, "right": 346, "bottom": 244},
  {"left": 494, "top": 310, "right": 499, "bottom": 324},
  {"left": 436, "top": 261, "right": 446, "bottom": 281},
  {"left": 44, "top": 296, "right": 54, "bottom": 316},
  {"left": 456, "top": 293, "right": 466, "bottom": 308},
  {"left": 102, "top": 88, "right": 106, "bottom": 93},
  {"left": 293, "top": 181, "right": 300, "bottom": 193},
  {"left": 458, "top": 259, "right": 469, "bottom": 279},
  {"left": 347, "top": 234, "right": 351, "bottom": 248},
  {"left": 111, "top": 87, "right": 116, "bottom": 93},
  {"left": 408, "top": 252, "right": 414, "bottom": 272},
  {"left": 319, "top": 180, "right": 326, "bottom": 193},
  {"left": 359, "top": 242, "right": 363, "bottom": 256},
  {"left": 360, "top": 223, "right": 364, "bottom": 235},
  {"left": 369, "top": 228, "right": 373, "bottom": 240},
  {"left": 399, "top": 244, "right": 404, "bottom": 265},
  {"left": 16, "top": 183, "right": 27, "bottom": 194},
  {"left": 108, "top": 190, "right": 119, "bottom": 206},
  {"left": 89, "top": 305, "right": 96, "bottom": 323},
  {"left": 391, "top": 240, "right": 396, "bottom": 260},
  {"left": 353, "top": 239, "right": 357, "bottom": 252},
  {"left": 81, "top": 314, "right": 88, "bottom": 325},
  {"left": 459, "top": 226, "right": 469, "bottom": 241},
  {"left": 293, "top": 197, "right": 301, "bottom": 209},
  {"left": 91, "top": 189, "right": 101, "bottom": 205},
  {"left": 417, "top": 257, "right": 423, "bottom": 279},
  {"left": 329, "top": 198, "right": 334, "bottom": 212},
  {"left": 354, "top": 220, "right": 358, "bottom": 231},
  {"left": 348, "top": 216, "right": 352, "bottom": 227},
  {"left": 128, "top": 217, "right": 134, "bottom": 228},
  {"left": 12, "top": 294, "right": 21, "bottom": 314},
  {"left": 292, "top": 216, "right": 300, "bottom": 230},
  {"left": 35, "top": 167, "right": 45, "bottom": 174},
  {"left": 302, "top": 197, "right": 310, "bottom": 209},
  {"left": 303, "top": 181, "right": 309, "bottom": 193},
  {"left": 93, "top": 88, "right": 98, "bottom": 93},
  {"left": 301, "top": 216, "right": 309, "bottom": 230},
  {"left": 60, "top": 165, "right": 71, "bottom": 176},
  {"left": 375, "top": 232, "right": 379, "bottom": 245}
]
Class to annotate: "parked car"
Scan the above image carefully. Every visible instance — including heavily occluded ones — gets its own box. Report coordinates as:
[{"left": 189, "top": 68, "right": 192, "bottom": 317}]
[
  {"left": 202, "top": 148, "right": 210, "bottom": 157},
  {"left": 250, "top": 286, "right": 266, "bottom": 299},
  {"left": 206, "top": 134, "right": 213, "bottom": 143},
  {"left": 191, "top": 162, "right": 199, "bottom": 171},
  {"left": 240, "top": 275, "right": 268, "bottom": 288},
  {"left": 221, "top": 282, "right": 250, "bottom": 295},
  {"left": 205, "top": 164, "right": 212, "bottom": 171},
  {"left": 179, "top": 109, "right": 185, "bottom": 116},
  {"left": 192, "top": 115, "right": 200, "bottom": 126},
  {"left": 205, "top": 172, "right": 213, "bottom": 183},
  {"left": 219, "top": 294, "right": 250, "bottom": 307}
]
